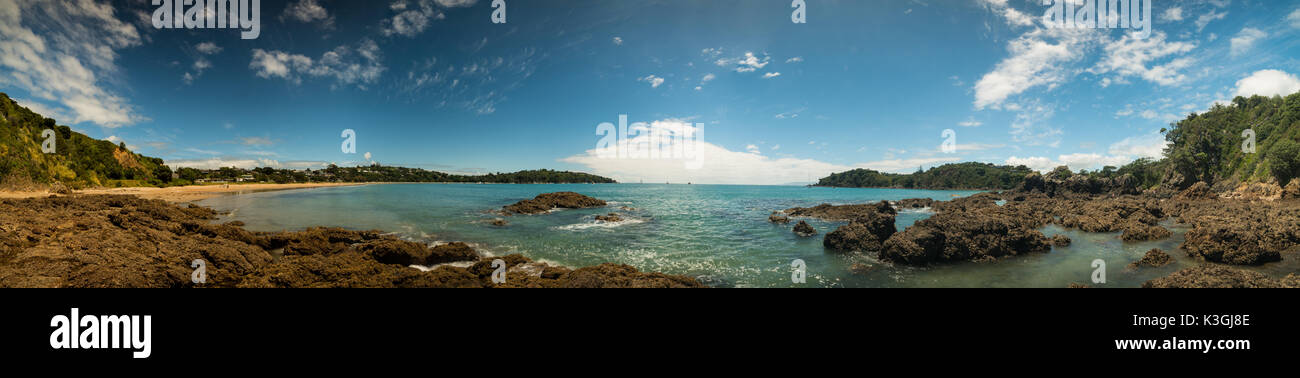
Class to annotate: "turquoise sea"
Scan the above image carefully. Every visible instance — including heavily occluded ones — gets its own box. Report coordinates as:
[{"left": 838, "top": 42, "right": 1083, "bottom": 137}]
[{"left": 196, "top": 184, "right": 1296, "bottom": 288}]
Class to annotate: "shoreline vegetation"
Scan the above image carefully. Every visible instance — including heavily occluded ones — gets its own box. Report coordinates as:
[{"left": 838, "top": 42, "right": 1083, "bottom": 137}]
[{"left": 2, "top": 93, "right": 615, "bottom": 193}]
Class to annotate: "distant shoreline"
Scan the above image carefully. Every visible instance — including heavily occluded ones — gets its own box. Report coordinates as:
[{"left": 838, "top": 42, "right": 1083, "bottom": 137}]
[
  {"left": 0, "top": 183, "right": 368, "bottom": 203},
  {"left": 0, "top": 182, "right": 992, "bottom": 204}
]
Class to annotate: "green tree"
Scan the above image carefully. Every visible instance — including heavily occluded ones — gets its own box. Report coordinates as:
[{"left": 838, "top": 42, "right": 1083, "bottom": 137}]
[
  {"left": 153, "top": 165, "right": 173, "bottom": 183},
  {"left": 1269, "top": 138, "right": 1300, "bottom": 185}
]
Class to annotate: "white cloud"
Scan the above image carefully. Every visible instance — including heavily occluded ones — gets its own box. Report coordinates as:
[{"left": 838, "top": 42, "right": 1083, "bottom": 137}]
[
  {"left": 561, "top": 119, "right": 955, "bottom": 184},
  {"left": 166, "top": 158, "right": 284, "bottom": 170},
  {"left": 715, "top": 52, "right": 770, "bottom": 73},
  {"left": 283, "top": 0, "right": 335, "bottom": 29},
  {"left": 1007, "top": 132, "right": 1171, "bottom": 172},
  {"left": 250, "top": 39, "right": 386, "bottom": 88},
  {"left": 762, "top": 72, "right": 781, "bottom": 79},
  {"left": 238, "top": 137, "right": 273, "bottom": 146},
  {"left": 1007, "top": 154, "right": 1130, "bottom": 172},
  {"left": 1195, "top": 10, "right": 1227, "bottom": 32},
  {"left": 1229, "top": 28, "right": 1266, "bottom": 56},
  {"left": 1162, "top": 7, "right": 1184, "bottom": 22},
  {"left": 195, "top": 42, "right": 222, "bottom": 55},
  {"left": 977, "top": 0, "right": 1035, "bottom": 27},
  {"left": 612, "top": 36, "right": 623, "bottom": 45},
  {"left": 1290, "top": 9, "right": 1300, "bottom": 29},
  {"left": 364, "top": 152, "right": 373, "bottom": 161},
  {"left": 381, "top": 0, "right": 452, "bottom": 37},
  {"left": 0, "top": 0, "right": 145, "bottom": 127},
  {"left": 957, "top": 118, "right": 982, "bottom": 127},
  {"left": 638, "top": 74, "right": 664, "bottom": 88},
  {"left": 1233, "top": 69, "right": 1300, "bottom": 98},
  {"left": 745, "top": 144, "right": 760, "bottom": 154},
  {"left": 785, "top": 56, "right": 803, "bottom": 63},
  {"left": 1108, "top": 132, "right": 1169, "bottom": 159},
  {"left": 433, "top": 0, "right": 478, "bottom": 6},
  {"left": 1091, "top": 32, "right": 1196, "bottom": 86},
  {"left": 184, "top": 42, "right": 221, "bottom": 84},
  {"left": 973, "top": 27, "right": 1094, "bottom": 109},
  {"left": 1009, "top": 102, "right": 1062, "bottom": 147}
]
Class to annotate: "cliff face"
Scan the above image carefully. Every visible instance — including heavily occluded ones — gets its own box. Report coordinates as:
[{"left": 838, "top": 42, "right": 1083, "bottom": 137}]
[{"left": 0, "top": 93, "right": 169, "bottom": 189}]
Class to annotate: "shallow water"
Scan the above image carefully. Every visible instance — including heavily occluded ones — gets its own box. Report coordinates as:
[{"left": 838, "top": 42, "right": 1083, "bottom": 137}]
[{"left": 197, "top": 183, "right": 1291, "bottom": 288}]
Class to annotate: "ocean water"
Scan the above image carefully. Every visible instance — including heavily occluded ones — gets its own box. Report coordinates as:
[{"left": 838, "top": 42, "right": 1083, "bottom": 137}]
[{"left": 197, "top": 183, "right": 1297, "bottom": 288}]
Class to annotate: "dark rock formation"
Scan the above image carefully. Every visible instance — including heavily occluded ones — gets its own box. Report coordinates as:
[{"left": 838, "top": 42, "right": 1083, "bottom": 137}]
[
  {"left": 849, "top": 263, "right": 874, "bottom": 275},
  {"left": 878, "top": 206, "right": 1051, "bottom": 265},
  {"left": 1015, "top": 172, "right": 1139, "bottom": 197},
  {"left": 768, "top": 212, "right": 791, "bottom": 224},
  {"left": 1120, "top": 223, "right": 1172, "bottom": 242},
  {"left": 502, "top": 192, "right": 607, "bottom": 215},
  {"left": 427, "top": 242, "right": 479, "bottom": 265},
  {"left": 1143, "top": 265, "right": 1300, "bottom": 288},
  {"left": 1057, "top": 197, "right": 1165, "bottom": 233},
  {"left": 1051, "top": 234, "right": 1072, "bottom": 247},
  {"left": 824, "top": 211, "right": 897, "bottom": 253},
  {"left": 785, "top": 201, "right": 896, "bottom": 221},
  {"left": 1182, "top": 223, "right": 1281, "bottom": 265},
  {"left": 0, "top": 195, "right": 700, "bottom": 288},
  {"left": 488, "top": 218, "right": 508, "bottom": 227},
  {"left": 1284, "top": 179, "right": 1300, "bottom": 200},
  {"left": 357, "top": 239, "right": 430, "bottom": 266},
  {"left": 1129, "top": 248, "right": 1173, "bottom": 269},
  {"left": 793, "top": 221, "right": 817, "bottom": 237},
  {"left": 595, "top": 213, "right": 623, "bottom": 222},
  {"left": 1175, "top": 182, "right": 1216, "bottom": 200},
  {"left": 896, "top": 198, "right": 935, "bottom": 209}
]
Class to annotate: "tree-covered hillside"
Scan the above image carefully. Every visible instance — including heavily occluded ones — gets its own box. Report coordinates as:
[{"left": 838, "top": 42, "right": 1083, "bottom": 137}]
[
  {"left": 1, "top": 93, "right": 170, "bottom": 188},
  {"left": 818, "top": 91, "right": 1300, "bottom": 192},
  {"left": 178, "top": 165, "right": 617, "bottom": 184},
  {"left": 816, "top": 162, "right": 1033, "bottom": 190},
  {"left": 1163, "top": 93, "right": 1300, "bottom": 188},
  {"left": 2, "top": 92, "right": 615, "bottom": 188}
]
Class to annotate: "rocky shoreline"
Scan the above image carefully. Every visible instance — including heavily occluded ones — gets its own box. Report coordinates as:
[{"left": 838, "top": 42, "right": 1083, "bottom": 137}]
[
  {"left": 774, "top": 172, "right": 1300, "bottom": 288},
  {"left": 0, "top": 195, "right": 701, "bottom": 288}
]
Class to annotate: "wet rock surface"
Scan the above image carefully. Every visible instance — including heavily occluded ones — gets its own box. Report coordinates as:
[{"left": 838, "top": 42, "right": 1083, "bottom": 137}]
[
  {"left": 1129, "top": 248, "right": 1172, "bottom": 269},
  {"left": 793, "top": 221, "right": 817, "bottom": 237},
  {"left": 878, "top": 200, "right": 1052, "bottom": 265},
  {"left": 824, "top": 210, "right": 897, "bottom": 253},
  {"left": 595, "top": 213, "right": 623, "bottom": 222},
  {"left": 784, "top": 201, "right": 896, "bottom": 221},
  {"left": 0, "top": 195, "right": 700, "bottom": 288},
  {"left": 768, "top": 212, "right": 791, "bottom": 224},
  {"left": 1050, "top": 234, "right": 1072, "bottom": 247},
  {"left": 502, "top": 192, "right": 607, "bottom": 215},
  {"left": 1142, "top": 265, "right": 1300, "bottom": 288},
  {"left": 895, "top": 198, "right": 935, "bottom": 209}
]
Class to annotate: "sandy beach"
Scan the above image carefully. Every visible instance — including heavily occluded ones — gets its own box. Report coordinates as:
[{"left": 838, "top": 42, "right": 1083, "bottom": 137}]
[{"left": 1, "top": 183, "right": 367, "bottom": 203}]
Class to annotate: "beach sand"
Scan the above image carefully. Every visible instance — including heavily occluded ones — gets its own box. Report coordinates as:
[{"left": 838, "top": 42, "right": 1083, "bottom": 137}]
[{"left": 1, "top": 183, "right": 366, "bottom": 203}]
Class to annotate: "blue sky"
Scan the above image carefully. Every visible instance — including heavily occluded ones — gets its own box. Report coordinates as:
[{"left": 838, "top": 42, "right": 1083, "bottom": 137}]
[{"left": 2, "top": 0, "right": 1299, "bottom": 184}]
